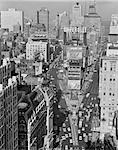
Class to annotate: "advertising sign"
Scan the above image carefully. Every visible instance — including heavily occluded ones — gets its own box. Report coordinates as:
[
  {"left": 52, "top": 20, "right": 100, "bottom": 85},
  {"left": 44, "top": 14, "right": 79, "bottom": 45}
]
[
  {"left": 68, "top": 80, "right": 80, "bottom": 90},
  {"left": 67, "top": 50, "right": 82, "bottom": 60},
  {"left": 71, "top": 90, "right": 78, "bottom": 100},
  {"left": 67, "top": 46, "right": 82, "bottom": 60}
]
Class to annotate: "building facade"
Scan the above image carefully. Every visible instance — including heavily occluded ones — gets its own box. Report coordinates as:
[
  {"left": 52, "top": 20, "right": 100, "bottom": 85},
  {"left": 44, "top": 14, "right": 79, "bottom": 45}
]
[
  {"left": 71, "top": 2, "right": 84, "bottom": 28},
  {"left": 1, "top": 8, "right": 24, "bottom": 32},
  {"left": 37, "top": 8, "right": 49, "bottom": 33},
  {"left": 109, "top": 14, "right": 118, "bottom": 43},
  {"left": 84, "top": 4, "right": 101, "bottom": 37},
  {"left": 0, "top": 76, "right": 18, "bottom": 150},
  {"left": 99, "top": 43, "right": 118, "bottom": 140},
  {"left": 26, "top": 34, "right": 49, "bottom": 62}
]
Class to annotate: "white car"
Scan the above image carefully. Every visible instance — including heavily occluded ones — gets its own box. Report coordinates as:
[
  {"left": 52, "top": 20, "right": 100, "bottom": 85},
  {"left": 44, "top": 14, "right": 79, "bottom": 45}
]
[
  {"left": 70, "top": 139, "right": 73, "bottom": 144},
  {"left": 86, "top": 93, "right": 90, "bottom": 98},
  {"left": 83, "top": 133, "right": 86, "bottom": 137},
  {"left": 69, "top": 133, "right": 72, "bottom": 137},
  {"left": 70, "top": 147, "right": 73, "bottom": 150},
  {"left": 63, "top": 128, "right": 66, "bottom": 132},
  {"left": 82, "top": 127, "right": 85, "bottom": 131},
  {"left": 62, "top": 136, "right": 66, "bottom": 140},
  {"left": 79, "top": 136, "right": 82, "bottom": 141},
  {"left": 65, "top": 145, "right": 68, "bottom": 150},
  {"left": 78, "top": 129, "right": 81, "bottom": 134},
  {"left": 79, "top": 120, "right": 82, "bottom": 128},
  {"left": 67, "top": 127, "right": 71, "bottom": 132},
  {"left": 65, "top": 134, "right": 68, "bottom": 138},
  {"left": 79, "top": 111, "right": 82, "bottom": 117},
  {"left": 63, "top": 123, "right": 66, "bottom": 127}
]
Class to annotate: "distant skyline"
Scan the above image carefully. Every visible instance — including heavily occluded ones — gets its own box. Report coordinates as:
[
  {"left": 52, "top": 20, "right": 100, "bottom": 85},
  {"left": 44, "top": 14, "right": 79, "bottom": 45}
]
[
  {"left": 0, "top": 0, "right": 118, "bottom": 1},
  {"left": 0, "top": 0, "right": 118, "bottom": 23}
]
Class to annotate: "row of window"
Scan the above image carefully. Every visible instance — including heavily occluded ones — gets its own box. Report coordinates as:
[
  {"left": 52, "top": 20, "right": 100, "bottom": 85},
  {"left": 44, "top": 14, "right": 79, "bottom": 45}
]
[
  {"left": 104, "top": 78, "right": 116, "bottom": 81},
  {"left": 103, "top": 92, "right": 115, "bottom": 96}
]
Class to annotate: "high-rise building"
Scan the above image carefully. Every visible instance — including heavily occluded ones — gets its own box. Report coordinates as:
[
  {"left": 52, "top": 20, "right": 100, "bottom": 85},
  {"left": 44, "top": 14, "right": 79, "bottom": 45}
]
[
  {"left": 99, "top": 42, "right": 118, "bottom": 140},
  {"left": 84, "top": 4, "right": 101, "bottom": 36},
  {"left": 109, "top": 14, "right": 118, "bottom": 42},
  {"left": 1, "top": 8, "right": 24, "bottom": 32},
  {"left": 26, "top": 34, "right": 49, "bottom": 62},
  {"left": 37, "top": 8, "right": 49, "bottom": 33},
  {"left": 0, "top": 58, "right": 18, "bottom": 150},
  {"left": 71, "top": 2, "right": 84, "bottom": 27}
]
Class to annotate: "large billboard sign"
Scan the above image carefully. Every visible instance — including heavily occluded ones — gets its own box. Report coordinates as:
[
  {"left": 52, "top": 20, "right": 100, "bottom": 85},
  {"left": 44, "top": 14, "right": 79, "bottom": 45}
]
[
  {"left": 67, "top": 46, "right": 82, "bottom": 60},
  {"left": 68, "top": 80, "right": 80, "bottom": 90},
  {"left": 71, "top": 90, "right": 78, "bottom": 100}
]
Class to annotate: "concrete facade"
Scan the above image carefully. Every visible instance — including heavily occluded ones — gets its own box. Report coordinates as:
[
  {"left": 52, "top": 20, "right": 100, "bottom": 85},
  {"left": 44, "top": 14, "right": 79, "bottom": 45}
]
[{"left": 1, "top": 8, "right": 24, "bottom": 32}]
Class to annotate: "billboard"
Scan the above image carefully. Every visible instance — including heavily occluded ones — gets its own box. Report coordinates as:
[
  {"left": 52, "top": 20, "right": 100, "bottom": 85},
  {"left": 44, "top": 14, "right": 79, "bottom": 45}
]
[
  {"left": 67, "top": 47, "right": 82, "bottom": 60},
  {"left": 68, "top": 80, "right": 80, "bottom": 90},
  {"left": 71, "top": 90, "right": 78, "bottom": 100}
]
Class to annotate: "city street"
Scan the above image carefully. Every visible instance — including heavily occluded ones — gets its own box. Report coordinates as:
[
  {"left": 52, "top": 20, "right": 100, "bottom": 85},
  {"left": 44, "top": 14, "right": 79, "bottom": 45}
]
[{"left": 77, "top": 60, "right": 100, "bottom": 149}]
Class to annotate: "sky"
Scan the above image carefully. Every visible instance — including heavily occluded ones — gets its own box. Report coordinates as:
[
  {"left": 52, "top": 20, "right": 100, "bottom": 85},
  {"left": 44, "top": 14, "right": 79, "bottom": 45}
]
[{"left": 0, "top": 0, "right": 117, "bottom": 1}]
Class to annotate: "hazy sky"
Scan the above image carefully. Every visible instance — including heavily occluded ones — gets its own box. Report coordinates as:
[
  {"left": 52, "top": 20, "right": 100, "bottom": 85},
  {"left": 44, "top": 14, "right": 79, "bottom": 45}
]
[{"left": 0, "top": 0, "right": 117, "bottom": 1}]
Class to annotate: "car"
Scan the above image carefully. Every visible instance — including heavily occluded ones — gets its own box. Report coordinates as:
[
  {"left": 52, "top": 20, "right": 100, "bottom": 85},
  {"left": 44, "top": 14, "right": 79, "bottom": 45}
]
[
  {"left": 63, "top": 123, "right": 66, "bottom": 127},
  {"left": 86, "top": 93, "right": 90, "bottom": 98},
  {"left": 89, "top": 79, "right": 93, "bottom": 82},
  {"left": 83, "top": 133, "right": 86, "bottom": 137},
  {"left": 94, "top": 70, "right": 97, "bottom": 73},
  {"left": 65, "top": 145, "right": 68, "bottom": 150},
  {"left": 70, "top": 148, "right": 73, "bottom": 150},
  {"left": 65, "top": 134, "right": 68, "bottom": 138},
  {"left": 62, "top": 136, "right": 66, "bottom": 140},
  {"left": 69, "top": 133, "right": 72, "bottom": 137},
  {"left": 78, "top": 129, "right": 81, "bottom": 134},
  {"left": 79, "top": 111, "right": 82, "bottom": 117},
  {"left": 79, "top": 120, "right": 82, "bottom": 128},
  {"left": 79, "top": 136, "right": 82, "bottom": 141},
  {"left": 82, "top": 127, "right": 85, "bottom": 131},
  {"left": 67, "top": 127, "right": 71, "bottom": 132},
  {"left": 70, "top": 139, "right": 73, "bottom": 144},
  {"left": 63, "top": 128, "right": 66, "bottom": 132}
]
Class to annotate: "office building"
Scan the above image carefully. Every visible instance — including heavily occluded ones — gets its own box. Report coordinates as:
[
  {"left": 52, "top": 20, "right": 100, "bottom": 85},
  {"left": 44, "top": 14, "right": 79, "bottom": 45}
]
[
  {"left": 18, "top": 85, "right": 54, "bottom": 150},
  {"left": 1, "top": 8, "right": 24, "bottom": 32},
  {"left": 37, "top": 8, "right": 49, "bottom": 33},
  {"left": 26, "top": 34, "right": 49, "bottom": 62},
  {"left": 109, "top": 14, "right": 118, "bottom": 43},
  {"left": 84, "top": 4, "right": 101, "bottom": 36},
  {"left": 13, "top": 22, "right": 21, "bottom": 34},
  {"left": 0, "top": 77, "right": 18, "bottom": 150},
  {"left": 71, "top": 2, "right": 84, "bottom": 27},
  {"left": 99, "top": 42, "right": 118, "bottom": 140}
]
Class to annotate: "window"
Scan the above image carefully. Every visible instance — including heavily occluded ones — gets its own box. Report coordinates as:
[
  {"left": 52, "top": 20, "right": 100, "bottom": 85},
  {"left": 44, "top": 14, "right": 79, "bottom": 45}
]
[
  {"left": 103, "top": 93, "right": 105, "bottom": 95},
  {"left": 113, "top": 93, "right": 115, "bottom": 96},
  {"left": 109, "top": 93, "right": 111, "bottom": 96},
  {"left": 104, "top": 78, "right": 106, "bottom": 81},
  {"left": 110, "top": 78, "right": 112, "bottom": 81},
  {"left": 113, "top": 78, "right": 115, "bottom": 81}
]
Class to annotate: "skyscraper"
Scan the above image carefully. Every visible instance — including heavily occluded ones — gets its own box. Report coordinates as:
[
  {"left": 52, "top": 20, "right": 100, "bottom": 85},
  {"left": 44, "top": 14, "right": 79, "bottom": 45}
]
[
  {"left": 1, "top": 8, "right": 24, "bottom": 32},
  {"left": 71, "top": 2, "right": 84, "bottom": 27},
  {"left": 0, "top": 59, "right": 18, "bottom": 150},
  {"left": 84, "top": 3, "right": 101, "bottom": 36},
  {"left": 37, "top": 8, "right": 49, "bottom": 33}
]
